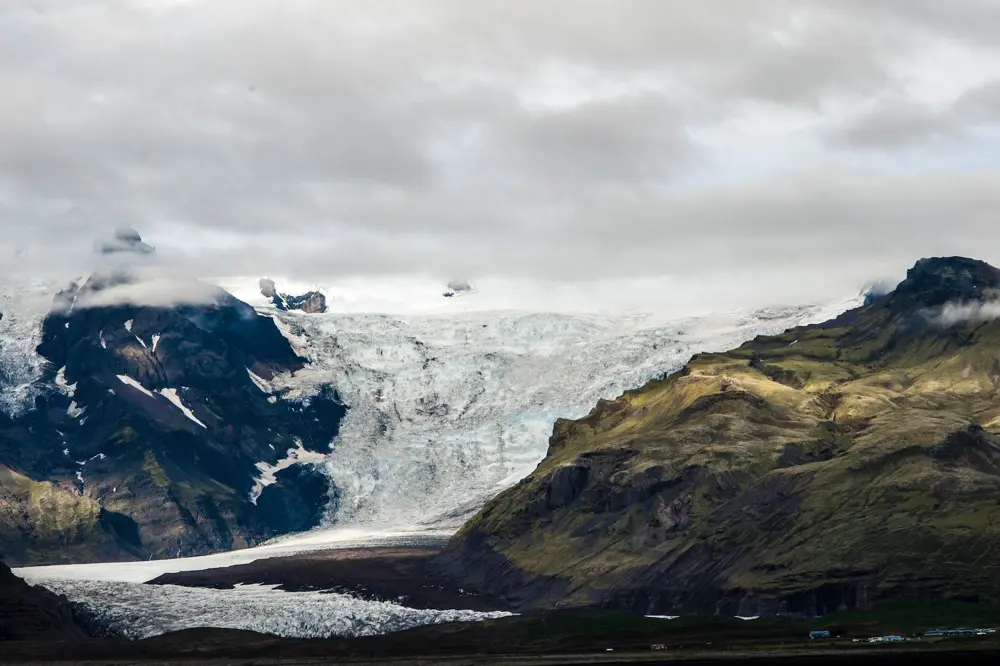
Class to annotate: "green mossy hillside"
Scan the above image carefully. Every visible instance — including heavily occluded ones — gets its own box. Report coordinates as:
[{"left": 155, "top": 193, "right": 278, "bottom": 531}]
[{"left": 438, "top": 257, "right": 1000, "bottom": 616}]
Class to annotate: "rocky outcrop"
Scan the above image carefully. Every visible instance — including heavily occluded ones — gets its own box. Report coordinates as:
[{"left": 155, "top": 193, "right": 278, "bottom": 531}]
[
  {"left": 0, "top": 270, "right": 345, "bottom": 566},
  {"left": 0, "top": 561, "right": 84, "bottom": 640},
  {"left": 99, "top": 228, "right": 155, "bottom": 256},
  {"left": 259, "top": 279, "right": 327, "bottom": 313},
  {"left": 436, "top": 257, "right": 1000, "bottom": 616}
]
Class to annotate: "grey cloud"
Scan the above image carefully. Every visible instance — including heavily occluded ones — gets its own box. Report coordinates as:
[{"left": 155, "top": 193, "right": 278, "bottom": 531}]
[
  {"left": 831, "top": 78, "right": 1000, "bottom": 150},
  {"left": 2, "top": 1, "right": 1000, "bottom": 310},
  {"left": 73, "top": 277, "right": 222, "bottom": 310}
]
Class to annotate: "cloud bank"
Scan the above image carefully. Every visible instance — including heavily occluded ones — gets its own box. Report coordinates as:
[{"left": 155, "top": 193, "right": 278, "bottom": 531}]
[{"left": 2, "top": 1, "right": 1000, "bottom": 310}]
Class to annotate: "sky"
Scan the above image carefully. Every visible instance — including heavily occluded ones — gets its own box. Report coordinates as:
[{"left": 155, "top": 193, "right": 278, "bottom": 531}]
[{"left": 2, "top": 1, "right": 1000, "bottom": 312}]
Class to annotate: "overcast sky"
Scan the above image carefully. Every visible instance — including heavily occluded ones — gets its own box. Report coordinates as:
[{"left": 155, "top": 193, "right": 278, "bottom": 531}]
[{"left": 2, "top": 1, "right": 1000, "bottom": 310}]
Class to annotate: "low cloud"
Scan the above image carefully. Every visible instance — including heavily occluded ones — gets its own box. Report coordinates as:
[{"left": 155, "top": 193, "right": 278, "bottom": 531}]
[
  {"left": 73, "top": 276, "right": 223, "bottom": 310},
  {"left": 933, "top": 300, "right": 1000, "bottom": 326}
]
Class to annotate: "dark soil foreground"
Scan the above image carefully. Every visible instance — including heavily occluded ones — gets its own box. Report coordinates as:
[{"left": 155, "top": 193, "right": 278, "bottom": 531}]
[
  {"left": 148, "top": 546, "right": 505, "bottom": 611},
  {"left": 4, "top": 608, "right": 1000, "bottom": 665},
  {"left": 8, "top": 548, "right": 1000, "bottom": 665}
]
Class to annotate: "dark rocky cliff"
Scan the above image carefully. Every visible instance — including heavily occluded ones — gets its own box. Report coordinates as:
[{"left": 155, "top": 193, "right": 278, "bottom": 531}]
[
  {"left": 0, "top": 561, "right": 84, "bottom": 640},
  {"left": 0, "top": 265, "right": 345, "bottom": 565}
]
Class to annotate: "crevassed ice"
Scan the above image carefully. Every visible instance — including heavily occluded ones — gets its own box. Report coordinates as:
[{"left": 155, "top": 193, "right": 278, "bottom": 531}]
[
  {"left": 0, "top": 282, "right": 53, "bottom": 416},
  {"left": 268, "top": 296, "right": 860, "bottom": 532},
  {"left": 34, "top": 578, "right": 511, "bottom": 640}
]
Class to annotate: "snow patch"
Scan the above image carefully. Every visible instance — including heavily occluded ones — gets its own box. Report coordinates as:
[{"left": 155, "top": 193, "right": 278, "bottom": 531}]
[
  {"left": 66, "top": 401, "right": 85, "bottom": 418},
  {"left": 250, "top": 440, "right": 327, "bottom": 504},
  {"left": 152, "top": 334, "right": 161, "bottom": 352},
  {"left": 116, "top": 374, "right": 155, "bottom": 399},
  {"left": 54, "top": 366, "right": 77, "bottom": 396},
  {"left": 124, "top": 319, "right": 133, "bottom": 332},
  {"left": 159, "top": 388, "right": 207, "bottom": 429},
  {"left": 246, "top": 368, "right": 272, "bottom": 393},
  {"left": 135, "top": 335, "right": 147, "bottom": 348}
]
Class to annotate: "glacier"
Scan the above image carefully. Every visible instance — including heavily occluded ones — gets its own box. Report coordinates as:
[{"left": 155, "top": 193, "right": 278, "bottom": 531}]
[
  {"left": 0, "top": 281, "right": 54, "bottom": 416},
  {"left": 5, "top": 275, "right": 863, "bottom": 639},
  {"left": 267, "top": 297, "right": 862, "bottom": 532},
  {"left": 36, "top": 579, "right": 512, "bottom": 640}
]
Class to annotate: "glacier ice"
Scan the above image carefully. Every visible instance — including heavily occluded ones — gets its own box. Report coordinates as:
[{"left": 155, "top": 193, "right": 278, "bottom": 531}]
[
  {"left": 16, "top": 532, "right": 499, "bottom": 639},
  {"left": 0, "top": 282, "right": 53, "bottom": 416},
  {"left": 268, "top": 297, "right": 861, "bottom": 532},
  {"left": 34, "top": 578, "right": 511, "bottom": 640}
]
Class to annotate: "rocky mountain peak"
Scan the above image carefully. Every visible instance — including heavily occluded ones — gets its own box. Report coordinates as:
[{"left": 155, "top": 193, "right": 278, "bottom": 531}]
[
  {"left": 1, "top": 270, "right": 346, "bottom": 566},
  {"left": 99, "top": 228, "right": 156, "bottom": 256},
  {"left": 890, "top": 256, "right": 1000, "bottom": 309}
]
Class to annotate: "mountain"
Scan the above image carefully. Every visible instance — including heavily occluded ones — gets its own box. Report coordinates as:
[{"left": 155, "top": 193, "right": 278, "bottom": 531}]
[
  {"left": 0, "top": 266, "right": 345, "bottom": 566},
  {"left": 436, "top": 257, "right": 1000, "bottom": 617},
  {"left": 1, "top": 560, "right": 83, "bottom": 640}
]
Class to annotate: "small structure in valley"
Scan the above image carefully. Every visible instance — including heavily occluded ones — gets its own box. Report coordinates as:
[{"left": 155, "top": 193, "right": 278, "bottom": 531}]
[{"left": 810, "top": 630, "right": 831, "bottom": 640}]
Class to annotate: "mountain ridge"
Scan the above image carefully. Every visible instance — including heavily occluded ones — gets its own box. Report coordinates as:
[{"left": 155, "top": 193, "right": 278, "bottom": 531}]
[{"left": 435, "top": 256, "right": 1000, "bottom": 616}]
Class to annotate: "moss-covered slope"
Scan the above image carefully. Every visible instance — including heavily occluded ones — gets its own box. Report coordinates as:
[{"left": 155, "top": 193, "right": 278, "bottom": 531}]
[{"left": 437, "top": 257, "right": 1000, "bottom": 616}]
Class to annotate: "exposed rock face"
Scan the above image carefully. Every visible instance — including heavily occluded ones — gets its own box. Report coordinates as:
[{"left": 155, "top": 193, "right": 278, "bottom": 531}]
[
  {"left": 0, "top": 272, "right": 345, "bottom": 566},
  {"left": 99, "top": 228, "right": 156, "bottom": 256},
  {"left": 0, "top": 560, "right": 84, "bottom": 640},
  {"left": 259, "top": 279, "right": 328, "bottom": 314},
  {"left": 436, "top": 257, "right": 1000, "bottom": 616}
]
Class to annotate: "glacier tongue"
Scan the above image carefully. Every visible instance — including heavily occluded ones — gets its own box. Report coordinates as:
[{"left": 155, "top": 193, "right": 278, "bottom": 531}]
[
  {"left": 37, "top": 578, "right": 511, "bottom": 640},
  {"left": 268, "top": 297, "right": 861, "bottom": 532}
]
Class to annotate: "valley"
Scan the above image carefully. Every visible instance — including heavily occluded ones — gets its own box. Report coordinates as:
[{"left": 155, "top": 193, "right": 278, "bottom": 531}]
[{"left": 5, "top": 257, "right": 1000, "bottom": 663}]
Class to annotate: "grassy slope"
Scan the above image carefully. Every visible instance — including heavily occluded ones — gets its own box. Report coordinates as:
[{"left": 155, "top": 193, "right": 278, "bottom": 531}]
[{"left": 442, "top": 259, "right": 1000, "bottom": 614}]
